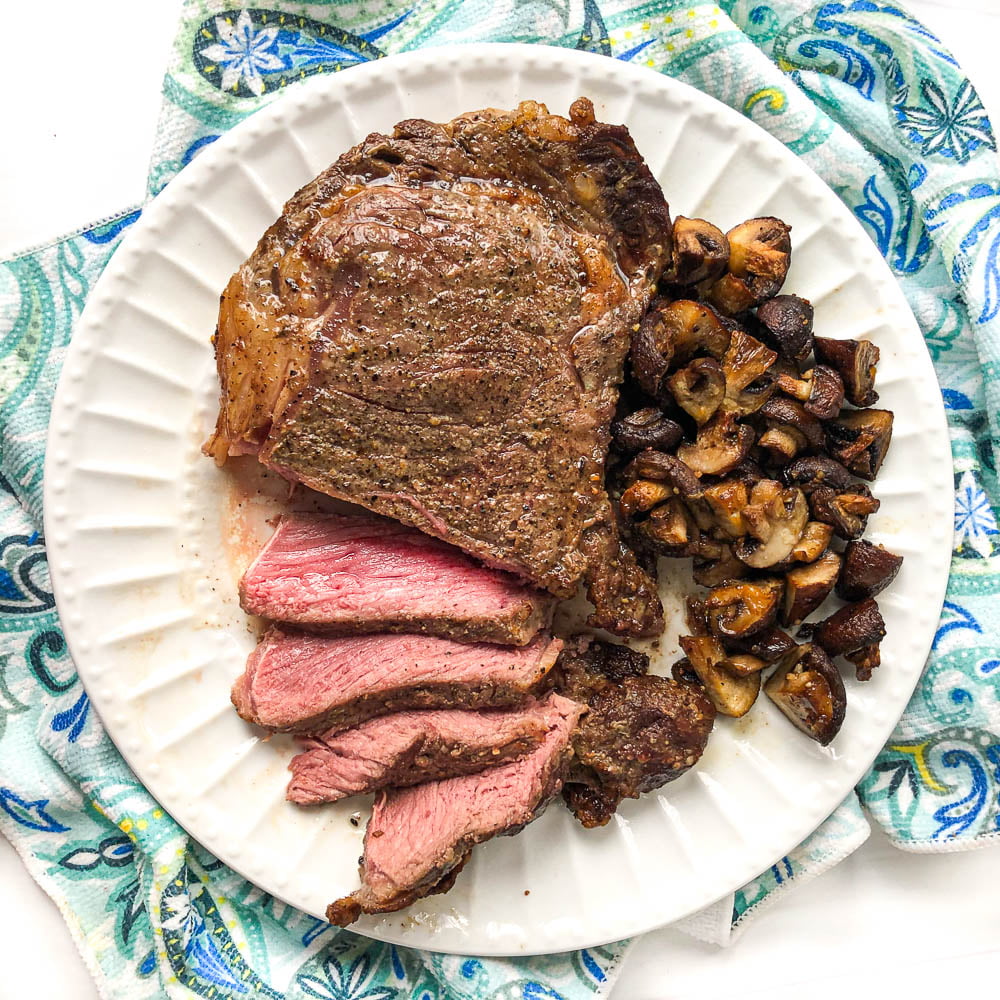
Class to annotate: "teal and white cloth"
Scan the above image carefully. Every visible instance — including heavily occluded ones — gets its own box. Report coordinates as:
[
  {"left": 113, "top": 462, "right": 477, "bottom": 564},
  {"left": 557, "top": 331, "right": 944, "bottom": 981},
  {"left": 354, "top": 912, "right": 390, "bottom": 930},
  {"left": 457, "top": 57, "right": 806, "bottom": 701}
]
[{"left": 2, "top": 1, "right": 999, "bottom": 996}]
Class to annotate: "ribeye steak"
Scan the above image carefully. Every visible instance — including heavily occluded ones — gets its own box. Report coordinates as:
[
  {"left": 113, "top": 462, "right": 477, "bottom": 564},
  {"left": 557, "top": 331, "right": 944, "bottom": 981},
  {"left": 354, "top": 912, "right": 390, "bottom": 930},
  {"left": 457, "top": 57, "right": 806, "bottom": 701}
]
[{"left": 206, "top": 99, "right": 670, "bottom": 637}]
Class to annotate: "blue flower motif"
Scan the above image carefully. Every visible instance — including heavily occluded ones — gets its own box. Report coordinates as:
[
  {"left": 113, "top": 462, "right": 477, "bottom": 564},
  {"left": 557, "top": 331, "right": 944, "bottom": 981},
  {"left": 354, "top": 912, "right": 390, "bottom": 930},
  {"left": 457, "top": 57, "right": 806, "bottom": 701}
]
[
  {"left": 954, "top": 470, "right": 999, "bottom": 558},
  {"left": 199, "top": 9, "right": 283, "bottom": 96},
  {"left": 896, "top": 79, "right": 995, "bottom": 163}
]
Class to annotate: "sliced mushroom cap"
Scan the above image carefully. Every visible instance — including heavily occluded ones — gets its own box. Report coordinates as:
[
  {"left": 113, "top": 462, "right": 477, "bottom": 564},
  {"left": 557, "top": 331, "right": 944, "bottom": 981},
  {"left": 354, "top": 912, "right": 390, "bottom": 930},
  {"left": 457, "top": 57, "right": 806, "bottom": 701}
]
[
  {"left": 783, "top": 456, "right": 856, "bottom": 495},
  {"left": 732, "top": 626, "right": 797, "bottom": 664},
  {"left": 765, "top": 643, "right": 846, "bottom": 745},
  {"left": 846, "top": 643, "right": 881, "bottom": 681},
  {"left": 755, "top": 294, "right": 814, "bottom": 364},
  {"left": 759, "top": 396, "right": 825, "bottom": 450},
  {"left": 726, "top": 217, "right": 792, "bottom": 301},
  {"left": 692, "top": 543, "right": 748, "bottom": 587},
  {"left": 774, "top": 365, "right": 845, "bottom": 420},
  {"left": 721, "top": 327, "right": 778, "bottom": 414},
  {"left": 813, "top": 336, "right": 880, "bottom": 407},
  {"left": 619, "top": 478, "right": 674, "bottom": 517},
  {"left": 836, "top": 539, "right": 904, "bottom": 601},
  {"left": 668, "top": 216, "right": 731, "bottom": 285},
  {"left": 825, "top": 408, "right": 894, "bottom": 480},
  {"left": 611, "top": 408, "right": 684, "bottom": 454},
  {"left": 629, "top": 450, "right": 704, "bottom": 499},
  {"left": 667, "top": 357, "right": 726, "bottom": 425},
  {"left": 782, "top": 550, "right": 842, "bottom": 626},
  {"left": 758, "top": 425, "right": 808, "bottom": 464},
  {"left": 809, "top": 485, "right": 880, "bottom": 540},
  {"left": 664, "top": 299, "right": 732, "bottom": 366},
  {"left": 638, "top": 498, "right": 697, "bottom": 555},
  {"left": 677, "top": 411, "right": 755, "bottom": 476},
  {"left": 702, "top": 480, "right": 749, "bottom": 539},
  {"left": 679, "top": 634, "right": 762, "bottom": 717},
  {"left": 792, "top": 521, "right": 835, "bottom": 563},
  {"left": 704, "top": 577, "right": 784, "bottom": 638},
  {"left": 734, "top": 480, "right": 809, "bottom": 568},
  {"left": 813, "top": 598, "right": 886, "bottom": 657}
]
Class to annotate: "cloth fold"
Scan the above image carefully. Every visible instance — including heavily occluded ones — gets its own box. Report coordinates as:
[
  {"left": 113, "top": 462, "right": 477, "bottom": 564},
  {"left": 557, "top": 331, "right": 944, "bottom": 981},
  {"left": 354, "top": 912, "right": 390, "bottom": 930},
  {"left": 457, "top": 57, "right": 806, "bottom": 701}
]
[{"left": 2, "top": 1, "right": 999, "bottom": 997}]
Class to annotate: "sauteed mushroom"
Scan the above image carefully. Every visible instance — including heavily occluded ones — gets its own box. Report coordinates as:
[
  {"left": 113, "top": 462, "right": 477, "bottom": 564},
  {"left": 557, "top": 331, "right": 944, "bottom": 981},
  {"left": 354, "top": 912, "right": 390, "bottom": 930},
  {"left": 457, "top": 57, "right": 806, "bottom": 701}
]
[
  {"left": 611, "top": 408, "right": 684, "bottom": 454},
  {"left": 813, "top": 598, "right": 886, "bottom": 660},
  {"left": 814, "top": 336, "right": 880, "bottom": 407},
  {"left": 755, "top": 294, "right": 814, "bottom": 364},
  {"left": 679, "top": 635, "right": 761, "bottom": 717},
  {"left": 825, "top": 408, "right": 894, "bottom": 480},
  {"left": 677, "top": 411, "right": 755, "bottom": 476},
  {"left": 774, "top": 365, "right": 845, "bottom": 420},
  {"left": 668, "top": 216, "right": 730, "bottom": 286},
  {"left": 765, "top": 643, "right": 846, "bottom": 745},
  {"left": 704, "top": 577, "right": 784, "bottom": 638},
  {"left": 836, "top": 539, "right": 904, "bottom": 601},
  {"left": 781, "top": 550, "right": 842, "bottom": 625},
  {"left": 667, "top": 357, "right": 726, "bottom": 425}
]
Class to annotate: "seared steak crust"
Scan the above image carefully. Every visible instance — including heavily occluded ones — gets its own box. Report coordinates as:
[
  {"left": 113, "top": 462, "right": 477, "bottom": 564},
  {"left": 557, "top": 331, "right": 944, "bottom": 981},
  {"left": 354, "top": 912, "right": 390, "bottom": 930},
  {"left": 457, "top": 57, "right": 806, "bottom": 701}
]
[
  {"left": 207, "top": 99, "right": 669, "bottom": 637},
  {"left": 557, "top": 638, "right": 716, "bottom": 827}
]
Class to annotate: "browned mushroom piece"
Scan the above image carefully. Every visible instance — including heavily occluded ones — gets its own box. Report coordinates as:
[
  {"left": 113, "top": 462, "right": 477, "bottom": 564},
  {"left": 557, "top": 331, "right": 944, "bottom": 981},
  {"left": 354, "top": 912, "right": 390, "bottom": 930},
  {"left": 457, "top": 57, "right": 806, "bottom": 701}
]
[
  {"left": 692, "top": 543, "right": 748, "bottom": 587},
  {"left": 764, "top": 643, "right": 846, "bottom": 745},
  {"left": 677, "top": 410, "right": 755, "bottom": 476},
  {"left": 813, "top": 336, "right": 880, "bottom": 407},
  {"left": 755, "top": 294, "right": 814, "bottom": 365},
  {"left": 774, "top": 365, "right": 845, "bottom": 420},
  {"left": 836, "top": 539, "right": 904, "bottom": 601},
  {"left": 639, "top": 498, "right": 697, "bottom": 555},
  {"left": 846, "top": 643, "right": 881, "bottom": 681},
  {"left": 679, "top": 635, "right": 762, "bottom": 717},
  {"left": 703, "top": 272, "right": 758, "bottom": 316},
  {"left": 703, "top": 577, "right": 784, "bottom": 639},
  {"left": 825, "top": 408, "right": 894, "bottom": 480},
  {"left": 719, "top": 653, "right": 768, "bottom": 677},
  {"left": 813, "top": 598, "right": 886, "bottom": 658},
  {"left": 667, "top": 357, "right": 726, "bottom": 425},
  {"left": 671, "top": 657, "right": 702, "bottom": 686},
  {"left": 783, "top": 456, "right": 856, "bottom": 495},
  {"left": 781, "top": 550, "right": 842, "bottom": 626},
  {"left": 668, "top": 216, "right": 731, "bottom": 286},
  {"left": 726, "top": 217, "right": 792, "bottom": 301},
  {"left": 758, "top": 396, "right": 826, "bottom": 450},
  {"left": 791, "top": 521, "right": 835, "bottom": 563},
  {"left": 630, "top": 298, "right": 675, "bottom": 397},
  {"left": 729, "top": 457, "right": 766, "bottom": 487},
  {"left": 731, "top": 626, "right": 797, "bottom": 663},
  {"left": 733, "top": 480, "right": 809, "bottom": 569},
  {"left": 758, "top": 425, "right": 808, "bottom": 465},
  {"left": 619, "top": 478, "right": 673, "bottom": 517},
  {"left": 702, "top": 480, "right": 749, "bottom": 539},
  {"left": 721, "top": 328, "right": 778, "bottom": 414},
  {"left": 611, "top": 408, "right": 684, "bottom": 454},
  {"left": 809, "top": 485, "right": 880, "bottom": 540},
  {"left": 629, "top": 450, "right": 704, "bottom": 500}
]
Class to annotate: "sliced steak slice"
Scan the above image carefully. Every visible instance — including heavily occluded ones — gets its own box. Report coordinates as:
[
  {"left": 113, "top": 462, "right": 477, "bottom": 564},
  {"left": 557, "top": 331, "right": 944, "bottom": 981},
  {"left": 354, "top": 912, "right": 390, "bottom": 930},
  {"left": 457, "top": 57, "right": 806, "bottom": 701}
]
[
  {"left": 232, "top": 628, "right": 562, "bottom": 734},
  {"left": 556, "top": 638, "right": 716, "bottom": 828},
  {"left": 240, "top": 512, "right": 554, "bottom": 646},
  {"left": 326, "top": 692, "right": 584, "bottom": 925},
  {"left": 287, "top": 701, "right": 552, "bottom": 805},
  {"left": 206, "top": 98, "right": 669, "bottom": 638}
]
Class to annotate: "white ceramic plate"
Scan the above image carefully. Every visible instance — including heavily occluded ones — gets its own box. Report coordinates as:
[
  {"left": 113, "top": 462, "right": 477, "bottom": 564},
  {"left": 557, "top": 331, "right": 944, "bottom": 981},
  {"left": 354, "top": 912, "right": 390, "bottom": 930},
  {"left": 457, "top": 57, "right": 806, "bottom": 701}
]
[{"left": 45, "top": 44, "right": 952, "bottom": 955}]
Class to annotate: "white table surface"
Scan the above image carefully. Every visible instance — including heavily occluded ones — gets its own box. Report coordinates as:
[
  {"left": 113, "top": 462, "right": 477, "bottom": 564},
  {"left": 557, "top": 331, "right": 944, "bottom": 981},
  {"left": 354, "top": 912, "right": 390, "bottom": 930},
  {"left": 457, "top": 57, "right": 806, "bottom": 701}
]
[{"left": 2, "top": 2, "right": 998, "bottom": 997}]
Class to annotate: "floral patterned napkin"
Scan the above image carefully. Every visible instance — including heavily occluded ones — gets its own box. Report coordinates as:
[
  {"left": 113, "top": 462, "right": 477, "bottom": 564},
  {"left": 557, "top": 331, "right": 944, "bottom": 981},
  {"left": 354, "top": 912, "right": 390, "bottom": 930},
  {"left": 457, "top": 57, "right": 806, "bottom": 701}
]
[{"left": 2, "top": 2, "right": 999, "bottom": 997}]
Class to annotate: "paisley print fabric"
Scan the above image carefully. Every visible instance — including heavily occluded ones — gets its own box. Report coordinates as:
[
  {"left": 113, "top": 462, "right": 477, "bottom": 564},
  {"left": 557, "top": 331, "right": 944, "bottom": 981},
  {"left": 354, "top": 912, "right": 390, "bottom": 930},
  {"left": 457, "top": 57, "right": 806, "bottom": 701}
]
[{"left": 1, "top": 0, "right": 998, "bottom": 993}]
